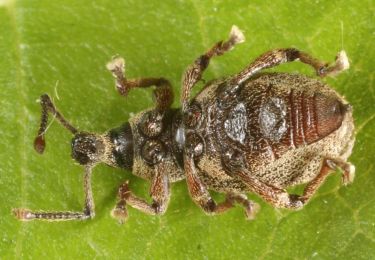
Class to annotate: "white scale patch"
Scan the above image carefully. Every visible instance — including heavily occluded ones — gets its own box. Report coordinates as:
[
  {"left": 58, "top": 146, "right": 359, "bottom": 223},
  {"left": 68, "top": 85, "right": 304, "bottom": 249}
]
[
  {"left": 259, "top": 97, "right": 287, "bottom": 142},
  {"left": 175, "top": 126, "right": 185, "bottom": 149},
  {"left": 224, "top": 103, "right": 247, "bottom": 144}
]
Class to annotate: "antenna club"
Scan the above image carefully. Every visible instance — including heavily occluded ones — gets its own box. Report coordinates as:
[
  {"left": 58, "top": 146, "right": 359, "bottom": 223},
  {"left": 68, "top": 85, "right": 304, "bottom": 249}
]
[{"left": 34, "top": 135, "right": 46, "bottom": 154}]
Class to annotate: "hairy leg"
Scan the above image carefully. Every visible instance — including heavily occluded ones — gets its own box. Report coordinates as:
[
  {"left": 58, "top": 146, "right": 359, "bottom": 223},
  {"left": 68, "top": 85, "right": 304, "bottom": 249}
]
[
  {"left": 13, "top": 165, "right": 95, "bottom": 221},
  {"left": 184, "top": 155, "right": 259, "bottom": 218},
  {"left": 181, "top": 25, "right": 245, "bottom": 111},
  {"left": 107, "top": 57, "right": 174, "bottom": 112},
  {"left": 111, "top": 164, "right": 170, "bottom": 223},
  {"left": 232, "top": 48, "right": 349, "bottom": 85},
  {"left": 301, "top": 158, "right": 355, "bottom": 203}
]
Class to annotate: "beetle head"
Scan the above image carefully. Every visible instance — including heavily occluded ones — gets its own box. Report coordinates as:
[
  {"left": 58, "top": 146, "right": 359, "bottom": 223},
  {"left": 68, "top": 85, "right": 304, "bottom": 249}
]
[{"left": 71, "top": 132, "right": 105, "bottom": 165}]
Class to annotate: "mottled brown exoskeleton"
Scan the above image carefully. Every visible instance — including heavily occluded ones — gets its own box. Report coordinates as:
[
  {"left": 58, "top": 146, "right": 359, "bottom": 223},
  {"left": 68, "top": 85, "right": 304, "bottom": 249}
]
[{"left": 13, "top": 26, "right": 355, "bottom": 222}]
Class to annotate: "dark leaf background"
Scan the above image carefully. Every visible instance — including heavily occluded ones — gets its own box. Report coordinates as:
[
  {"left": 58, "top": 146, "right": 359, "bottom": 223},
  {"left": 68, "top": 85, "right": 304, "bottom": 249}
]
[{"left": 1, "top": 0, "right": 374, "bottom": 259}]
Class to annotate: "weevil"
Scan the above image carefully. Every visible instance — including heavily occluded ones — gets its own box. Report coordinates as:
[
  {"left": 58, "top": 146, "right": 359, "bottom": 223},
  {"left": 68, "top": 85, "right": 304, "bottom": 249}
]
[{"left": 13, "top": 26, "right": 355, "bottom": 222}]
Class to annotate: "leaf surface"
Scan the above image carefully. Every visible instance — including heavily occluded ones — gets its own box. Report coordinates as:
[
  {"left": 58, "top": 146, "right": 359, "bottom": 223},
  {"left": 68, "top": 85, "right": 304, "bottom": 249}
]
[{"left": 1, "top": 0, "right": 374, "bottom": 258}]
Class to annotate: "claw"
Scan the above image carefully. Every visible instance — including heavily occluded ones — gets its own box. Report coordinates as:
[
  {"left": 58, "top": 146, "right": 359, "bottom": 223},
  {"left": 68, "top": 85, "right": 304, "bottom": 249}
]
[
  {"left": 342, "top": 164, "right": 355, "bottom": 186},
  {"left": 245, "top": 202, "right": 260, "bottom": 220},
  {"left": 12, "top": 208, "right": 34, "bottom": 221},
  {"left": 336, "top": 50, "right": 350, "bottom": 71},
  {"left": 318, "top": 50, "right": 350, "bottom": 77},
  {"left": 106, "top": 56, "right": 125, "bottom": 72},
  {"left": 229, "top": 25, "right": 245, "bottom": 45},
  {"left": 111, "top": 200, "right": 128, "bottom": 224},
  {"left": 111, "top": 207, "right": 128, "bottom": 224}
]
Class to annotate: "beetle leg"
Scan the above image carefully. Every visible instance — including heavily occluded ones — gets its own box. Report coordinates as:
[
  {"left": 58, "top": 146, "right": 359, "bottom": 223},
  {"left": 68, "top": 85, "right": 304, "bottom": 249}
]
[
  {"left": 326, "top": 158, "right": 355, "bottom": 186},
  {"left": 181, "top": 25, "right": 245, "bottom": 111},
  {"left": 232, "top": 48, "right": 349, "bottom": 85},
  {"left": 184, "top": 155, "right": 229, "bottom": 214},
  {"left": 299, "top": 159, "right": 333, "bottom": 204},
  {"left": 13, "top": 165, "right": 95, "bottom": 221},
  {"left": 110, "top": 183, "right": 129, "bottom": 224},
  {"left": 111, "top": 164, "right": 170, "bottom": 223},
  {"left": 184, "top": 155, "right": 217, "bottom": 213},
  {"left": 184, "top": 155, "right": 259, "bottom": 218},
  {"left": 223, "top": 154, "right": 303, "bottom": 209},
  {"left": 233, "top": 169, "right": 304, "bottom": 210},
  {"left": 226, "top": 193, "right": 260, "bottom": 220},
  {"left": 300, "top": 158, "right": 355, "bottom": 205},
  {"left": 107, "top": 57, "right": 174, "bottom": 112},
  {"left": 234, "top": 157, "right": 354, "bottom": 209}
]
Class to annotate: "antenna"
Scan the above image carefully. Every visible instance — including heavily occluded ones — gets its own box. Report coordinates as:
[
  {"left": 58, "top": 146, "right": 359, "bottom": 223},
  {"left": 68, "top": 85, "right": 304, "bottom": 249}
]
[{"left": 34, "top": 94, "right": 78, "bottom": 154}]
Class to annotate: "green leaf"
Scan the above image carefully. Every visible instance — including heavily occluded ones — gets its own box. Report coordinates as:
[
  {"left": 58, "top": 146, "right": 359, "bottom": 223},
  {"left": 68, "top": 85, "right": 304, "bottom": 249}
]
[{"left": 1, "top": 0, "right": 374, "bottom": 258}]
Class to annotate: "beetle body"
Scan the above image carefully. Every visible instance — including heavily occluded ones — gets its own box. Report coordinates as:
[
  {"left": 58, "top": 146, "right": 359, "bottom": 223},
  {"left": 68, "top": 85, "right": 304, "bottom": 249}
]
[
  {"left": 14, "top": 26, "right": 355, "bottom": 222},
  {"left": 194, "top": 73, "right": 354, "bottom": 194},
  {"left": 122, "top": 72, "right": 354, "bottom": 197}
]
